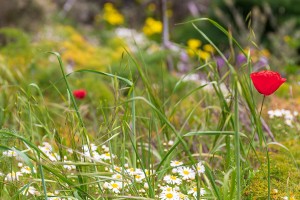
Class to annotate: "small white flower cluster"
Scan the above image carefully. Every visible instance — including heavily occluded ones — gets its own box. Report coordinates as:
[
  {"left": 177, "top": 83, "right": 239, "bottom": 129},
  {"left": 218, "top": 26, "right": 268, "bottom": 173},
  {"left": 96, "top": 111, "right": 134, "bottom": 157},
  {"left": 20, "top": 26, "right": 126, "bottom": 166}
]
[
  {"left": 39, "top": 142, "right": 61, "bottom": 161},
  {"left": 82, "top": 144, "right": 116, "bottom": 162},
  {"left": 103, "top": 165, "right": 154, "bottom": 194},
  {"left": 4, "top": 163, "right": 37, "bottom": 182},
  {"left": 159, "top": 185, "right": 206, "bottom": 200},
  {"left": 1, "top": 142, "right": 117, "bottom": 198},
  {"left": 104, "top": 160, "right": 207, "bottom": 199},
  {"left": 268, "top": 109, "right": 298, "bottom": 127},
  {"left": 159, "top": 161, "right": 206, "bottom": 199},
  {"left": 1, "top": 152, "right": 37, "bottom": 182}
]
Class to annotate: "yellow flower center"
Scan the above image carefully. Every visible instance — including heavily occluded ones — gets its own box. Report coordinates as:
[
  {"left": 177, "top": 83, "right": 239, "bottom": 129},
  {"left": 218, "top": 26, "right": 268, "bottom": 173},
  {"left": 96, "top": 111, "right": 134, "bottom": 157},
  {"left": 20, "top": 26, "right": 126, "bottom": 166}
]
[
  {"left": 116, "top": 175, "right": 121, "bottom": 179},
  {"left": 183, "top": 170, "right": 189, "bottom": 175},
  {"left": 166, "top": 193, "right": 173, "bottom": 198},
  {"left": 111, "top": 183, "right": 118, "bottom": 188},
  {"left": 170, "top": 175, "right": 177, "bottom": 180}
]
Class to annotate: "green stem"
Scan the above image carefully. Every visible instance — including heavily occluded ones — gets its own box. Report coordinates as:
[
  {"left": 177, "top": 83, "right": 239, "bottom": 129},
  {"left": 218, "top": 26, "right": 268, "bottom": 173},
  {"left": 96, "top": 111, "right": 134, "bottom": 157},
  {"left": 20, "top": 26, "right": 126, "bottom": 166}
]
[
  {"left": 258, "top": 95, "right": 271, "bottom": 199},
  {"left": 234, "top": 80, "right": 241, "bottom": 199},
  {"left": 259, "top": 95, "right": 265, "bottom": 118},
  {"left": 131, "top": 88, "right": 136, "bottom": 169}
]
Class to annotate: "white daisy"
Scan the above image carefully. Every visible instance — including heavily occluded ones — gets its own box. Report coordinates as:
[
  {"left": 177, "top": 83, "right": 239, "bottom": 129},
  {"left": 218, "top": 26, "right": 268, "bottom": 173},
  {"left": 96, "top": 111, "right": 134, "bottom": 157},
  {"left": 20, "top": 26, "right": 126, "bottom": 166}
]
[
  {"left": 170, "top": 160, "right": 183, "bottom": 167},
  {"left": 22, "top": 186, "right": 40, "bottom": 196},
  {"left": 92, "top": 152, "right": 102, "bottom": 161},
  {"left": 163, "top": 175, "right": 182, "bottom": 185},
  {"left": 126, "top": 168, "right": 139, "bottom": 176},
  {"left": 160, "top": 185, "right": 175, "bottom": 192},
  {"left": 134, "top": 173, "right": 145, "bottom": 183},
  {"left": 110, "top": 165, "right": 122, "bottom": 173},
  {"left": 196, "top": 162, "right": 205, "bottom": 174},
  {"left": 100, "top": 152, "right": 115, "bottom": 161},
  {"left": 82, "top": 143, "right": 98, "bottom": 153},
  {"left": 188, "top": 186, "right": 206, "bottom": 198},
  {"left": 112, "top": 173, "right": 123, "bottom": 180},
  {"left": 107, "top": 181, "right": 123, "bottom": 193},
  {"left": 47, "top": 152, "right": 60, "bottom": 161},
  {"left": 21, "top": 166, "right": 36, "bottom": 174},
  {"left": 159, "top": 188, "right": 180, "bottom": 200},
  {"left": 178, "top": 167, "right": 195, "bottom": 180},
  {"left": 38, "top": 142, "right": 53, "bottom": 154}
]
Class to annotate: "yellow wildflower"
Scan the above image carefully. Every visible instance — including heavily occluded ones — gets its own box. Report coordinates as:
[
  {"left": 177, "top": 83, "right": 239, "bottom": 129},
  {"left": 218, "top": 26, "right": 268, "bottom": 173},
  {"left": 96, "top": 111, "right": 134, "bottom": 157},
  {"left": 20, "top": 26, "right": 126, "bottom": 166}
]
[
  {"left": 187, "top": 39, "right": 202, "bottom": 50},
  {"left": 198, "top": 50, "right": 211, "bottom": 60},
  {"left": 103, "top": 3, "right": 124, "bottom": 25},
  {"left": 143, "top": 17, "right": 162, "bottom": 36},
  {"left": 203, "top": 44, "right": 215, "bottom": 54}
]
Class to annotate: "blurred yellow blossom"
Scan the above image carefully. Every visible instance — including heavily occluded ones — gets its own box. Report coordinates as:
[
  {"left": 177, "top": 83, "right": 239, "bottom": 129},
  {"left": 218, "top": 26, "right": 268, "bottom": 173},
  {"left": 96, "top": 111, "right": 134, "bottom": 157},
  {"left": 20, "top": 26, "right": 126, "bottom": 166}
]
[
  {"left": 187, "top": 39, "right": 202, "bottom": 50},
  {"left": 60, "top": 27, "right": 109, "bottom": 70},
  {"left": 198, "top": 50, "right": 211, "bottom": 60},
  {"left": 203, "top": 44, "right": 215, "bottom": 54},
  {"left": 102, "top": 3, "right": 124, "bottom": 26},
  {"left": 143, "top": 17, "right": 162, "bottom": 36}
]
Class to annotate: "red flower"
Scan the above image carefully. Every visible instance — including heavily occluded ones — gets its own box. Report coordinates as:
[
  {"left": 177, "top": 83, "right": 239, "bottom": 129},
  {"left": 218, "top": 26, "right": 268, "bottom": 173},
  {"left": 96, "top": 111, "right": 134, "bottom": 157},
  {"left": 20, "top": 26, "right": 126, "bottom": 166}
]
[
  {"left": 250, "top": 70, "right": 286, "bottom": 96},
  {"left": 73, "top": 89, "right": 87, "bottom": 99}
]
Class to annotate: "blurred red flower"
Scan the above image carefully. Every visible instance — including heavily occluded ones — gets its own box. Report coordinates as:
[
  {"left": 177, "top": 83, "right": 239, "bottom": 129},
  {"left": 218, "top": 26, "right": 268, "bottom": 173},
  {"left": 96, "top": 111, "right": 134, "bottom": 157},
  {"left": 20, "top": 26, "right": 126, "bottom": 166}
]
[
  {"left": 73, "top": 89, "right": 87, "bottom": 99},
  {"left": 250, "top": 70, "right": 286, "bottom": 96}
]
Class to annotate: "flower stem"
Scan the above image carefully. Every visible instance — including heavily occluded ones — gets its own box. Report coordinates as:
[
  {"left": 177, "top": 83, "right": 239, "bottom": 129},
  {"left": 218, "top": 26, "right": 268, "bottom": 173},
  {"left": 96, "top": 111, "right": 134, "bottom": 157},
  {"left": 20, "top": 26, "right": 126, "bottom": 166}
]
[
  {"left": 258, "top": 94, "right": 271, "bottom": 199},
  {"left": 259, "top": 95, "right": 265, "bottom": 118}
]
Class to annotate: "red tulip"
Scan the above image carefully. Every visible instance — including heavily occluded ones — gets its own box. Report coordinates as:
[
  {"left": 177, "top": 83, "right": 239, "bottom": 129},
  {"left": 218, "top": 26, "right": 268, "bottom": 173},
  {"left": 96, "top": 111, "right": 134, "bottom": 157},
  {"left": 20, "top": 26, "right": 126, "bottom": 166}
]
[
  {"left": 73, "top": 89, "right": 87, "bottom": 99},
  {"left": 250, "top": 70, "right": 286, "bottom": 96}
]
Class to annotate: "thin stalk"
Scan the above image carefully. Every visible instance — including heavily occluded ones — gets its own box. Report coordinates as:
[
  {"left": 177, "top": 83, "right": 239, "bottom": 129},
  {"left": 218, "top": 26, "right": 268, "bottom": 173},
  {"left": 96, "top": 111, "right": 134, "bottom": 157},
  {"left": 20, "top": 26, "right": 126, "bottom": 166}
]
[
  {"left": 258, "top": 94, "right": 271, "bottom": 199},
  {"left": 234, "top": 80, "right": 241, "bottom": 199},
  {"left": 259, "top": 95, "right": 265, "bottom": 118},
  {"left": 38, "top": 155, "right": 48, "bottom": 199},
  {"left": 260, "top": 95, "right": 271, "bottom": 199},
  {"left": 131, "top": 88, "right": 137, "bottom": 169}
]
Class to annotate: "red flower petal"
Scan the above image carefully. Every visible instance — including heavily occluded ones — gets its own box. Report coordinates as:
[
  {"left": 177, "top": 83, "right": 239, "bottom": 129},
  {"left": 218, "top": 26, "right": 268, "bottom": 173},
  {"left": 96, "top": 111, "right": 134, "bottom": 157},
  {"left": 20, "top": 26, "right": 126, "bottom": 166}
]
[
  {"left": 250, "top": 70, "right": 286, "bottom": 96},
  {"left": 73, "top": 89, "right": 87, "bottom": 99}
]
